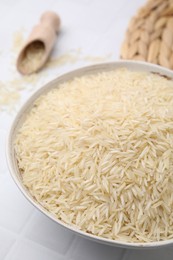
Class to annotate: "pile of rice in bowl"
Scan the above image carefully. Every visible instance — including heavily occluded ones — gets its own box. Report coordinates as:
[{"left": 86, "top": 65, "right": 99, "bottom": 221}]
[{"left": 15, "top": 68, "right": 173, "bottom": 243}]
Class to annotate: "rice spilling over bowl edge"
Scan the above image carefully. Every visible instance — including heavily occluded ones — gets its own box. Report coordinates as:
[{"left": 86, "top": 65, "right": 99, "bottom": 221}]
[{"left": 14, "top": 68, "right": 173, "bottom": 243}]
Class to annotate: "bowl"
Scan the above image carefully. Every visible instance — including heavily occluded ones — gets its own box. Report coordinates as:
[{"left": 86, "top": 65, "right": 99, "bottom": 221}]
[{"left": 6, "top": 60, "right": 173, "bottom": 249}]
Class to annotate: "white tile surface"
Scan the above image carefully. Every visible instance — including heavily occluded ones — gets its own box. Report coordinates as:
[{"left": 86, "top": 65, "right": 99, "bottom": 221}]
[
  {"left": 0, "top": 0, "right": 173, "bottom": 259},
  {"left": 123, "top": 247, "right": 173, "bottom": 260},
  {"left": 0, "top": 228, "right": 16, "bottom": 260},
  {"left": 5, "top": 239, "right": 65, "bottom": 260},
  {"left": 0, "top": 174, "right": 34, "bottom": 233},
  {"left": 70, "top": 237, "right": 124, "bottom": 260},
  {"left": 0, "top": 130, "right": 6, "bottom": 173},
  {"left": 24, "top": 211, "right": 75, "bottom": 255}
]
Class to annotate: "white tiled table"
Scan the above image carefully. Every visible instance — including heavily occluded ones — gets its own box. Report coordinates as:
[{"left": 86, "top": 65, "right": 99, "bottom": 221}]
[{"left": 1, "top": 0, "right": 173, "bottom": 259}]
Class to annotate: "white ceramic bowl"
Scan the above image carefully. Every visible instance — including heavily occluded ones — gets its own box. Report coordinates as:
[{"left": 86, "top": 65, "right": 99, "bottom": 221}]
[{"left": 6, "top": 61, "right": 173, "bottom": 249}]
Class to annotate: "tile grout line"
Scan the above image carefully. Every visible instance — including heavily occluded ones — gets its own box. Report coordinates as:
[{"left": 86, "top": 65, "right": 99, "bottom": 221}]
[
  {"left": 3, "top": 216, "right": 78, "bottom": 260},
  {"left": 0, "top": 225, "right": 20, "bottom": 238},
  {"left": 120, "top": 249, "right": 129, "bottom": 260},
  {"left": 3, "top": 209, "right": 36, "bottom": 260},
  {"left": 3, "top": 207, "right": 77, "bottom": 260},
  {"left": 64, "top": 235, "right": 78, "bottom": 258}
]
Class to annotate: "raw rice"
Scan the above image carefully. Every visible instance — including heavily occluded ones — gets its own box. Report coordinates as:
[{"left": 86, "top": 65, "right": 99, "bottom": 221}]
[
  {"left": 20, "top": 41, "right": 44, "bottom": 74},
  {"left": 14, "top": 68, "right": 173, "bottom": 243}
]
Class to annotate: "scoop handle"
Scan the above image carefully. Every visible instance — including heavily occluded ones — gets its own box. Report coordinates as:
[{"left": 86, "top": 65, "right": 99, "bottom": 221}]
[{"left": 40, "top": 11, "right": 61, "bottom": 33}]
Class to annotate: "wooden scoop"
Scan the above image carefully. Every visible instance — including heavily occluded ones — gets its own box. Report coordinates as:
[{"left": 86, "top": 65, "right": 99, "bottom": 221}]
[{"left": 17, "top": 11, "right": 61, "bottom": 75}]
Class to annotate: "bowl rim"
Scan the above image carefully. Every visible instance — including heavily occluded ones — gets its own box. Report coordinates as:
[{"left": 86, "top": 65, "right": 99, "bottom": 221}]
[{"left": 6, "top": 60, "right": 173, "bottom": 249}]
